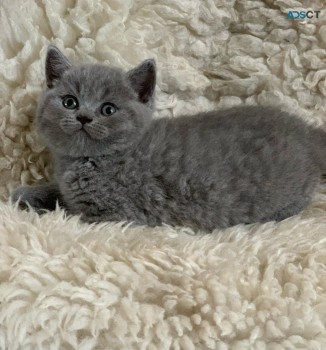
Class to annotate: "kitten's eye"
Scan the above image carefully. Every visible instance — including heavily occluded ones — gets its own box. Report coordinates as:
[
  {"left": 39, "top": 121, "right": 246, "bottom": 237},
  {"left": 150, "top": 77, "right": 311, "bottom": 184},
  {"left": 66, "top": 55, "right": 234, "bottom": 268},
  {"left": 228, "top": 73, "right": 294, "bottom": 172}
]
[
  {"left": 62, "top": 95, "right": 78, "bottom": 109},
  {"left": 101, "top": 103, "right": 118, "bottom": 116}
]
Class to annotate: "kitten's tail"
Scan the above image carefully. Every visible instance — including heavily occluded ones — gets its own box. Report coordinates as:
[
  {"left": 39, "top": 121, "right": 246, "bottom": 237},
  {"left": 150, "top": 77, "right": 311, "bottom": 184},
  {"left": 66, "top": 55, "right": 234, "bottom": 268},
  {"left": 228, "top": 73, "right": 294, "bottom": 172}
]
[{"left": 311, "top": 127, "right": 326, "bottom": 175}]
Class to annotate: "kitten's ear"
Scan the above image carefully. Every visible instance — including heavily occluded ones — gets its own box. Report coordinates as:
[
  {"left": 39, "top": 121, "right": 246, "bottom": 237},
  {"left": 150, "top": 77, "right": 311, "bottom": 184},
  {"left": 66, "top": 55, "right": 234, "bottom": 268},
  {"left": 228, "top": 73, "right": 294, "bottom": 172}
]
[
  {"left": 46, "top": 45, "right": 72, "bottom": 88},
  {"left": 127, "top": 59, "right": 156, "bottom": 107}
]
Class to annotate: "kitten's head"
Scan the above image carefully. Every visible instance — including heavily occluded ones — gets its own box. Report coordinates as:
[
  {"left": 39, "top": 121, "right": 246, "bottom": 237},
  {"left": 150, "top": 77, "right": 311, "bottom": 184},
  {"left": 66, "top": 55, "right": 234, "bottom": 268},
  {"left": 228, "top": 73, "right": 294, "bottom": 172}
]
[{"left": 37, "top": 45, "right": 156, "bottom": 157}]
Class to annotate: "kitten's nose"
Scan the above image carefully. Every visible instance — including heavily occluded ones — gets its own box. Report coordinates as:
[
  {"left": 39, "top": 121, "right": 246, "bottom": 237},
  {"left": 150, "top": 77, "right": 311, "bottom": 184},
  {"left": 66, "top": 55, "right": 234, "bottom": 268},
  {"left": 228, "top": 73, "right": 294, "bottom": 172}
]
[{"left": 77, "top": 115, "right": 93, "bottom": 124}]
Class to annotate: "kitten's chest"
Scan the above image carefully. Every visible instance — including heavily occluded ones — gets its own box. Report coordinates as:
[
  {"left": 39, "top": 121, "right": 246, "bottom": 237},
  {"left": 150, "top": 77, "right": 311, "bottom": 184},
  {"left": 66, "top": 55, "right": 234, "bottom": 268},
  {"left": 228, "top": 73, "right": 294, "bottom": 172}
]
[{"left": 55, "top": 154, "right": 141, "bottom": 191}]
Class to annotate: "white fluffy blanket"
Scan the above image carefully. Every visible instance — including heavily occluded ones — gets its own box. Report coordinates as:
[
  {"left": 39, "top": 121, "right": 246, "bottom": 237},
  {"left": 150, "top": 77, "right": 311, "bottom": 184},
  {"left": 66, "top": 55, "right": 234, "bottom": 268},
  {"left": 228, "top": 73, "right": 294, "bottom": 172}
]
[{"left": 1, "top": 0, "right": 326, "bottom": 349}]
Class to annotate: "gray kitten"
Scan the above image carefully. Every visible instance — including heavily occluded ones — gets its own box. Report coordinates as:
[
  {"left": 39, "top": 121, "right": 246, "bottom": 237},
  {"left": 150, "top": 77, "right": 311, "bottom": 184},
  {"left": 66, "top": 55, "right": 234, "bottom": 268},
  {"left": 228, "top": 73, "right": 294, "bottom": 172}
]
[{"left": 11, "top": 45, "right": 326, "bottom": 231}]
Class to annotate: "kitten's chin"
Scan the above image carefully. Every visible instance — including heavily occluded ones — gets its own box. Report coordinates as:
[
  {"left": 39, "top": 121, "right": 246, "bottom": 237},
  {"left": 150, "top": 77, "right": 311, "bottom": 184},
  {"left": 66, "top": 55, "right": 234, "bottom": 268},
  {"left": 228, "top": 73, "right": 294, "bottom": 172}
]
[
  {"left": 48, "top": 127, "right": 137, "bottom": 158},
  {"left": 52, "top": 133, "right": 113, "bottom": 158}
]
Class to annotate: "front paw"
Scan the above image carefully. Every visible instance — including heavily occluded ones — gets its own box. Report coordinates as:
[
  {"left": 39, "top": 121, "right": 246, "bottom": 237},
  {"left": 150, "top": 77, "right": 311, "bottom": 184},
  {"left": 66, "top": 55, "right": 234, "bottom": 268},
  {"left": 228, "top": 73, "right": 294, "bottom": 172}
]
[
  {"left": 84, "top": 157, "right": 97, "bottom": 170},
  {"left": 11, "top": 186, "right": 44, "bottom": 212},
  {"left": 61, "top": 158, "right": 99, "bottom": 201},
  {"left": 62, "top": 163, "right": 94, "bottom": 191},
  {"left": 11, "top": 186, "right": 28, "bottom": 208},
  {"left": 62, "top": 170, "right": 88, "bottom": 190}
]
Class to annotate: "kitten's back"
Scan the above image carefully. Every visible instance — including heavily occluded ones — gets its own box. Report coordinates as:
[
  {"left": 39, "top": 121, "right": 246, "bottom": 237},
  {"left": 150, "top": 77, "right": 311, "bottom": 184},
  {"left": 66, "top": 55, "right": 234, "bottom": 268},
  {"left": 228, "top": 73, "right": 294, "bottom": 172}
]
[{"left": 131, "top": 106, "right": 322, "bottom": 229}]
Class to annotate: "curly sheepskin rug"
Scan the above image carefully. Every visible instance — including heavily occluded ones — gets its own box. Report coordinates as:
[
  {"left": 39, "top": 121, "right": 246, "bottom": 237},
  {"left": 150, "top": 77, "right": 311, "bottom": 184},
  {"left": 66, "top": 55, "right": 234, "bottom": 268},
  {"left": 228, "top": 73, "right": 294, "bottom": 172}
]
[{"left": 1, "top": 0, "right": 326, "bottom": 349}]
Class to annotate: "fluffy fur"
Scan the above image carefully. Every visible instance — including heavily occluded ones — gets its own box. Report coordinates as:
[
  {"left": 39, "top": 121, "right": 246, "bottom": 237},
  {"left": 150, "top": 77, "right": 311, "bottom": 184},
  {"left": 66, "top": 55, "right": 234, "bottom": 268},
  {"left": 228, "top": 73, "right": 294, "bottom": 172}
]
[
  {"left": 11, "top": 47, "right": 326, "bottom": 229},
  {"left": 1, "top": 199, "right": 326, "bottom": 349},
  {"left": 1, "top": 0, "right": 326, "bottom": 348}
]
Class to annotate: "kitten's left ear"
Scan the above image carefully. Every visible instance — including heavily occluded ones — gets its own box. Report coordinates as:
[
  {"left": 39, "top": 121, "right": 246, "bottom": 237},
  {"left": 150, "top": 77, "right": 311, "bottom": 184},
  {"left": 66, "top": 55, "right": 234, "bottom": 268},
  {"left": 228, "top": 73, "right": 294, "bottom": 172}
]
[
  {"left": 127, "top": 59, "right": 156, "bottom": 107},
  {"left": 46, "top": 45, "right": 72, "bottom": 88}
]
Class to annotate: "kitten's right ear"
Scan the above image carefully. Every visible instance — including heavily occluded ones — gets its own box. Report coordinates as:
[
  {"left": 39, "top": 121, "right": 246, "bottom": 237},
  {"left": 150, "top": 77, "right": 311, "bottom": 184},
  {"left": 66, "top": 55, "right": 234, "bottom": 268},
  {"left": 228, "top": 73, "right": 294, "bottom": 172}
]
[
  {"left": 46, "top": 45, "right": 72, "bottom": 88},
  {"left": 127, "top": 59, "right": 156, "bottom": 107}
]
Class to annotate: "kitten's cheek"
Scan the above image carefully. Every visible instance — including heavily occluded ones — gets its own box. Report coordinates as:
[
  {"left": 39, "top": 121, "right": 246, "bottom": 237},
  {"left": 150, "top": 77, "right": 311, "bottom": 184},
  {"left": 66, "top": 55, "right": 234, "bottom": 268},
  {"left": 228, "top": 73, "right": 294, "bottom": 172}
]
[{"left": 59, "top": 119, "right": 81, "bottom": 135}]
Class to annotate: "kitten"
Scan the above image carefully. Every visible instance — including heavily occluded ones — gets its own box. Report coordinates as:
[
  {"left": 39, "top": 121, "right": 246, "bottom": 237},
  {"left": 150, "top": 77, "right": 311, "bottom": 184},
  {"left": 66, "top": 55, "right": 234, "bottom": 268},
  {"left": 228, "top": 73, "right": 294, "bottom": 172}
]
[{"left": 11, "top": 45, "right": 326, "bottom": 231}]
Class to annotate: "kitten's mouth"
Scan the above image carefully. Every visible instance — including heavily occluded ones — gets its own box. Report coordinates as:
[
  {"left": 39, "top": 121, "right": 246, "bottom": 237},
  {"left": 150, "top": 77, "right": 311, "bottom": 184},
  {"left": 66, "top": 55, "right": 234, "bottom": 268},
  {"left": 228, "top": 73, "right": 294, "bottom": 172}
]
[
  {"left": 78, "top": 124, "right": 109, "bottom": 140},
  {"left": 79, "top": 126, "right": 101, "bottom": 140},
  {"left": 80, "top": 126, "right": 91, "bottom": 137},
  {"left": 60, "top": 118, "right": 107, "bottom": 140}
]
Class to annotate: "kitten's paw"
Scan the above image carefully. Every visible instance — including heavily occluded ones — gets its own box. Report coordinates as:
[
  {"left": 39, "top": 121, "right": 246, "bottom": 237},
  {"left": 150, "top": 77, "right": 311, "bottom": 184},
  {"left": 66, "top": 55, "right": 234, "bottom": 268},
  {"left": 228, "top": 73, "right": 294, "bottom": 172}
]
[
  {"left": 11, "top": 186, "right": 29, "bottom": 209},
  {"left": 62, "top": 158, "right": 99, "bottom": 195},
  {"left": 63, "top": 171, "right": 79, "bottom": 189},
  {"left": 84, "top": 157, "right": 97, "bottom": 170},
  {"left": 63, "top": 170, "right": 90, "bottom": 190},
  {"left": 11, "top": 186, "right": 45, "bottom": 212}
]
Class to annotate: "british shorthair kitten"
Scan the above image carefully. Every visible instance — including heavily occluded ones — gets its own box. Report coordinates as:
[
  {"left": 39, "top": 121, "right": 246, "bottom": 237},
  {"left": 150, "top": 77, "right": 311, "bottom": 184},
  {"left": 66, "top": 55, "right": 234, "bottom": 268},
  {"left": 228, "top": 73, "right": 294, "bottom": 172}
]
[{"left": 11, "top": 45, "right": 326, "bottom": 231}]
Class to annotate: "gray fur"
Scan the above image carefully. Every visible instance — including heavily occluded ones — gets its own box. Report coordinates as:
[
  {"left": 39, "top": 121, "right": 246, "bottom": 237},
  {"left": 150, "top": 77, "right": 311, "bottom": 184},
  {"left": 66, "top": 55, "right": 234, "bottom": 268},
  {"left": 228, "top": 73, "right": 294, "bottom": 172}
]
[{"left": 11, "top": 45, "right": 326, "bottom": 231}]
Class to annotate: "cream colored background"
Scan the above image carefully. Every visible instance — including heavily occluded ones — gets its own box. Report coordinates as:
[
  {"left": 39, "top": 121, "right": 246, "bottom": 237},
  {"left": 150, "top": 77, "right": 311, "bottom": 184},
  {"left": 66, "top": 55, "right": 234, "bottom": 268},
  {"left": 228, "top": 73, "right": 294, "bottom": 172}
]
[{"left": 1, "top": 0, "right": 326, "bottom": 199}]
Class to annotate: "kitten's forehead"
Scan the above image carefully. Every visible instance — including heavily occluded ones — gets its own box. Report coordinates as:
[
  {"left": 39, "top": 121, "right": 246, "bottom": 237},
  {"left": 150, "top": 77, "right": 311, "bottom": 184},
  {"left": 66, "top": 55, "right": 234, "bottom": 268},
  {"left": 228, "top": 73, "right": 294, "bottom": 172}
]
[{"left": 62, "top": 64, "right": 136, "bottom": 100}]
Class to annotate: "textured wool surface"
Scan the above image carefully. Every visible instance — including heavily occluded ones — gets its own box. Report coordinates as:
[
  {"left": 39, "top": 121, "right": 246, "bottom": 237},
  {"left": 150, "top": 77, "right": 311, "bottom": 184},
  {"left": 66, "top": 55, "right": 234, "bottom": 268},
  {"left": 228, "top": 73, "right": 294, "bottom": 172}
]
[{"left": 1, "top": 0, "right": 326, "bottom": 349}]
